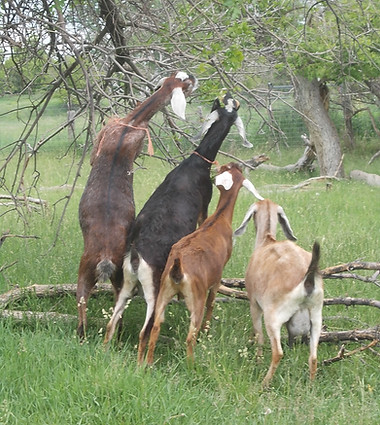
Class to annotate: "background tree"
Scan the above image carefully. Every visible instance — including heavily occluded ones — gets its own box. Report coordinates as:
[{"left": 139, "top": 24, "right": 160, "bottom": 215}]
[{"left": 1, "top": 0, "right": 379, "bottom": 221}]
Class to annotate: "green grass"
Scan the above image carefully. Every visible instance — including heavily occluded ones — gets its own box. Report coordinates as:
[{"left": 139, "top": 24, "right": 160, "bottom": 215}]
[{"left": 0, "top": 95, "right": 379, "bottom": 424}]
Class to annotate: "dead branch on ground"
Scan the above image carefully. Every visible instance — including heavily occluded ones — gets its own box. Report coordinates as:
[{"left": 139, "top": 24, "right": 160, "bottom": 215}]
[
  {"left": 322, "top": 340, "right": 378, "bottom": 365},
  {"left": 0, "top": 259, "right": 378, "bottom": 347},
  {"left": 1, "top": 231, "right": 40, "bottom": 248}
]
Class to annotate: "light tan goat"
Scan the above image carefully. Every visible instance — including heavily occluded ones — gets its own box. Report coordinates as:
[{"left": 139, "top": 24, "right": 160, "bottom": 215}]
[
  {"left": 234, "top": 199, "right": 324, "bottom": 387},
  {"left": 144, "top": 162, "right": 263, "bottom": 365}
]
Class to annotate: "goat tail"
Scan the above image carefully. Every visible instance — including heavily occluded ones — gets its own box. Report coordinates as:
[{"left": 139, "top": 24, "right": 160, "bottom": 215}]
[
  {"left": 130, "top": 243, "right": 140, "bottom": 274},
  {"left": 304, "top": 241, "right": 321, "bottom": 296},
  {"left": 169, "top": 257, "right": 184, "bottom": 285},
  {"left": 96, "top": 259, "right": 116, "bottom": 283}
]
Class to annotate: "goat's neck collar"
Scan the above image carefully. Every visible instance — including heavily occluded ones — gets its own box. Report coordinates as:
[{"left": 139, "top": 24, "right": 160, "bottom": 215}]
[{"left": 192, "top": 150, "right": 218, "bottom": 165}]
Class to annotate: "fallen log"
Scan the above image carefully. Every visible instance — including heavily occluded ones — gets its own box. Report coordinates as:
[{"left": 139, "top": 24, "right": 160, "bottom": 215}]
[
  {"left": 0, "top": 283, "right": 111, "bottom": 308},
  {"left": 0, "top": 309, "right": 76, "bottom": 321},
  {"left": 350, "top": 170, "right": 380, "bottom": 187},
  {"left": 319, "top": 327, "right": 380, "bottom": 343},
  {"left": 256, "top": 144, "right": 316, "bottom": 173},
  {"left": 324, "top": 297, "right": 380, "bottom": 309},
  {"left": 322, "top": 261, "right": 380, "bottom": 275}
]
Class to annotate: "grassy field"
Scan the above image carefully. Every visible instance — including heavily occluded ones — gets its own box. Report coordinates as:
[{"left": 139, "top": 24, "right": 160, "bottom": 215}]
[{"left": 0, "top": 95, "right": 379, "bottom": 424}]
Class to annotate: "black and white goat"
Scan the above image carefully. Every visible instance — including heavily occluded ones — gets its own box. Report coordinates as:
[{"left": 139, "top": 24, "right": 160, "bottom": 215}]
[{"left": 103, "top": 93, "right": 253, "bottom": 363}]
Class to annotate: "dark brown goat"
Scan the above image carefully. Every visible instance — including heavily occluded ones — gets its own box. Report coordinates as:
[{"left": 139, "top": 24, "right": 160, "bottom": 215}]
[
  {"left": 76, "top": 72, "right": 196, "bottom": 339},
  {"left": 103, "top": 94, "right": 254, "bottom": 361},
  {"left": 145, "top": 163, "right": 263, "bottom": 364}
]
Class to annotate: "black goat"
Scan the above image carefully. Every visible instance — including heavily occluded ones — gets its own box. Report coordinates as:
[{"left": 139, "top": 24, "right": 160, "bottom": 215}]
[{"left": 103, "top": 93, "right": 253, "bottom": 363}]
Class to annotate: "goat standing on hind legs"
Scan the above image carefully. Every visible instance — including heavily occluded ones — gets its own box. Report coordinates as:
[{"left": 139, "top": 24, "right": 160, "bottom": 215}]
[
  {"left": 234, "top": 199, "right": 324, "bottom": 387},
  {"left": 76, "top": 72, "right": 196, "bottom": 340},
  {"left": 145, "top": 163, "right": 263, "bottom": 365},
  {"left": 103, "top": 93, "right": 253, "bottom": 361}
]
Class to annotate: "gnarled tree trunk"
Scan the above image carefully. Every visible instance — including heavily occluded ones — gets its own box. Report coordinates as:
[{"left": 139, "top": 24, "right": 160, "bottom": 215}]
[{"left": 293, "top": 76, "right": 344, "bottom": 177}]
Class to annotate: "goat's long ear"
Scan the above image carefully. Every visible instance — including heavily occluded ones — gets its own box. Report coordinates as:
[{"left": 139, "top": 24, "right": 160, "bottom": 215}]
[
  {"left": 171, "top": 87, "right": 187, "bottom": 120},
  {"left": 277, "top": 206, "right": 297, "bottom": 241},
  {"left": 242, "top": 179, "right": 264, "bottom": 200},
  {"left": 234, "top": 116, "right": 253, "bottom": 148},
  {"left": 234, "top": 203, "right": 258, "bottom": 237},
  {"left": 199, "top": 110, "right": 220, "bottom": 137}
]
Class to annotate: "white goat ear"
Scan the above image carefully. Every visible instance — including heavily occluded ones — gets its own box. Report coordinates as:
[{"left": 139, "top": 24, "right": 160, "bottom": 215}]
[
  {"left": 234, "top": 203, "right": 258, "bottom": 236},
  {"left": 277, "top": 206, "right": 297, "bottom": 241},
  {"left": 234, "top": 116, "right": 253, "bottom": 148},
  {"left": 215, "top": 171, "right": 233, "bottom": 191},
  {"left": 200, "top": 110, "right": 219, "bottom": 137},
  {"left": 171, "top": 87, "right": 187, "bottom": 120},
  {"left": 242, "top": 179, "right": 264, "bottom": 200}
]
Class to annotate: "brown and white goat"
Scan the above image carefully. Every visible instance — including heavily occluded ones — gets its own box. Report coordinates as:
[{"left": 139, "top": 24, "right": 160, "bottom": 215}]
[
  {"left": 144, "top": 162, "right": 263, "bottom": 365},
  {"left": 234, "top": 199, "right": 324, "bottom": 387},
  {"left": 76, "top": 72, "right": 196, "bottom": 339},
  {"left": 103, "top": 94, "right": 254, "bottom": 361}
]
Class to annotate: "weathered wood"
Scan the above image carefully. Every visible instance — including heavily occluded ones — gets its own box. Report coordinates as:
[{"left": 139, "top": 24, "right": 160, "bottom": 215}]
[
  {"left": 350, "top": 170, "right": 380, "bottom": 187},
  {"left": 257, "top": 145, "right": 316, "bottom": 173},
  {"left": 324, "top": 297, "right": 380, "bottom": 309},
  {"left": 0, "top": 283, "right": 112, "bottom": 308},
  {"left": 321, "top": 261, "right": 380, "bottom": 276},
  {"left": 262, "top": 175, "right": 340, "bottom": 192},
  {"left": 319, "top": 327, "right": 380, "bottom": 343},
  {"left": 322, "top": 340, "right": 378, "bottom": 365},
  {"left": 0, "top": 195, "right": 47, "bottom": 206},
  {"left": 218, "top": 284, "right": 248, "bottom": 299},
  {"left": 0, "top": 309, "right": 76, "bottom": 321},
  {"left": 368, "top": 150, "right": 380, "bottom": 165}
]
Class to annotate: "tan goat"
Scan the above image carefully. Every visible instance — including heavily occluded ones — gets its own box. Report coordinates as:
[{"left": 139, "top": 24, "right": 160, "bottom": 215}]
[{"left": 234, "top": 199, "right": 324, "bottom": 387}]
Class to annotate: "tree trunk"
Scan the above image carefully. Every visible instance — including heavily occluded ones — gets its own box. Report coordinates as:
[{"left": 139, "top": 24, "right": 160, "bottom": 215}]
[
  {"left": 340, "top": 81, "right": 355, "bottom": 149},
  {"left": 293, "top": 76, "right": 344, "bottom": 177}
]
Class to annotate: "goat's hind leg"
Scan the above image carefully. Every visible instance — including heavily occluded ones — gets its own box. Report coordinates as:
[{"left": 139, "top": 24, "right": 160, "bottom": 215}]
[
  {"left": 202, "top": 284, "right": 219, "bottom": 332},
  {"left": 249, "top": 299, "right": 264, "bottom": 359},
  {"left": 262, "top": 319, "right": 283, "bottom": 388},
  {"left": 104, "top": 274, "right": 137, "bottom": 345},
  {"left": 76, "top": 257, "right": 96, "bottom": 341},
  {"left": 308, "top": 306, "right": 323, "bottom": 381},
  {"left": 146, "top": 283, "right": 177, "bottom": 365},
  {"left": 184, "top": 293, "right": 206, "bottom": 364},
  {"left": 137, "top": 269, "right": 158, "bottom": 365}
]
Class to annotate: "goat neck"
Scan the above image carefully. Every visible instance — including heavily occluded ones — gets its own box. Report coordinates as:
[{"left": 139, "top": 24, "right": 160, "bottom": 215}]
[
  {"left": 214, "top": 163, "right": 263, "bottom": 223},
  {"left": 213, "top": 163, "right": 246, "bottom": 222},
  {"left": 194, "top": 93, "right": 244, "bottom": 163},
  {"left": 124, "top": 72, "right": 196, "bottom": 126},
  {"left": 253, "top": 199, "right": 280, "bottom": 248}
]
